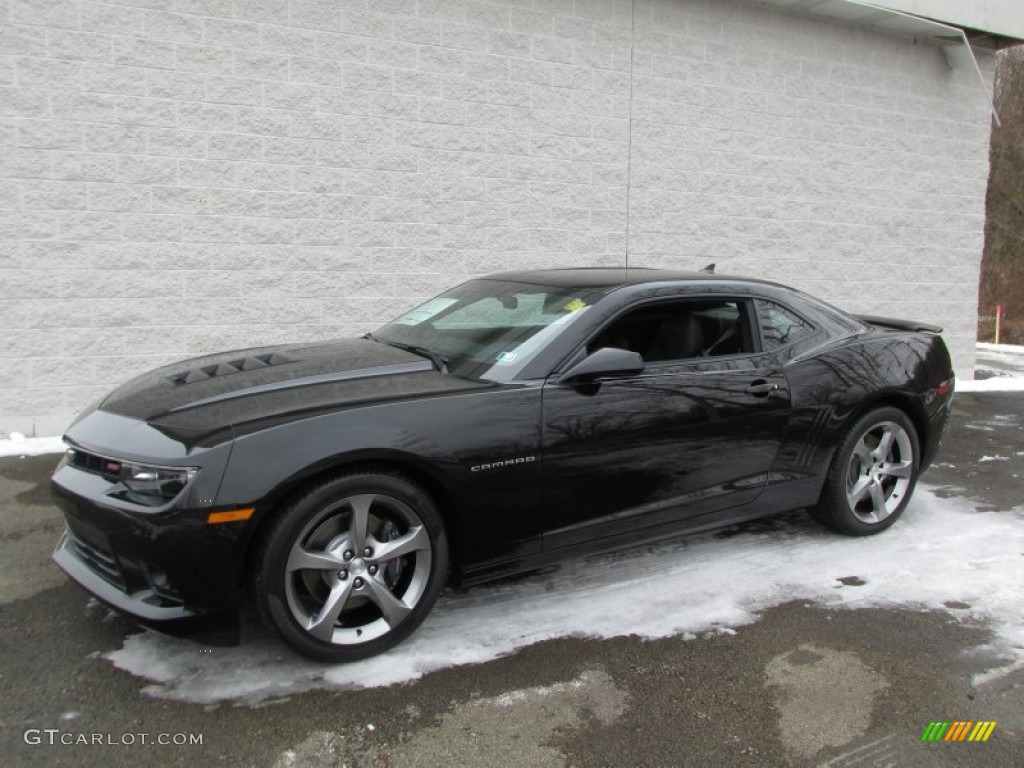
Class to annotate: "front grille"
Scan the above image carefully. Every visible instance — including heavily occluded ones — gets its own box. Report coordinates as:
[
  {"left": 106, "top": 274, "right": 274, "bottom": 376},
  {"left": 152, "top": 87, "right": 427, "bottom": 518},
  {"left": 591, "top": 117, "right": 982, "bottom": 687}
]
[
  {"left": 68, "top": 532, "right": 125, "bottom": 591},
  {"left": 68, "top": 449, "right": 121, "bottom": 481}
]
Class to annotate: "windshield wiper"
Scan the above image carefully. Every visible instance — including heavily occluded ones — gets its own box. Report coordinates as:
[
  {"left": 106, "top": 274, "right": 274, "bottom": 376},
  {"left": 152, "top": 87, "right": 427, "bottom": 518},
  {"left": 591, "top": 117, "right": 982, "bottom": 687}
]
[{"left": 364, "top": 334, "right": 449, "bottom": 374}]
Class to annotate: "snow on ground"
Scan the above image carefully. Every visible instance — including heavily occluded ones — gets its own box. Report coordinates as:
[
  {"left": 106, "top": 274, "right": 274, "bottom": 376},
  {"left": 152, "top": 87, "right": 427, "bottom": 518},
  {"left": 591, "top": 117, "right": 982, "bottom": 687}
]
[
  {"left": 0, "top": 433, "right": 65, "bottom": 457},
  {"left": 105, "top": 486, "right": 1024, "bottom": 705},
  {"left": 964, "top": 342, "right": 1024, "bottom": 391},
  {"left": 977, "top": 342, "right": 1024, "bottom": 365},
  {"left": 958, "top": 379, "right": 1024, "bottom": 393}
]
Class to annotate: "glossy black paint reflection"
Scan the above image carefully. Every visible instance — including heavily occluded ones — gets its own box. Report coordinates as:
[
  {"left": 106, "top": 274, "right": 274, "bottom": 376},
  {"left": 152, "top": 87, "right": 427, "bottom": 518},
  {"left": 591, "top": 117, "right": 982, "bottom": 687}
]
[
  {"left": 541, "top": 355, "right": 790, "bottom": 549},
  {"left": 50, "top": 270, "right": 954, "bottom": 644}
]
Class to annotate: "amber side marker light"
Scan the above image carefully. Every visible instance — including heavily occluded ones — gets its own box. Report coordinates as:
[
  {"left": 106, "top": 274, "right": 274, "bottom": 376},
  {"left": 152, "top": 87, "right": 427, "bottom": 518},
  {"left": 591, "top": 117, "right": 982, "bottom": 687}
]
[{"left": 206, "top": 508, "right": 255, "bottom": 524}]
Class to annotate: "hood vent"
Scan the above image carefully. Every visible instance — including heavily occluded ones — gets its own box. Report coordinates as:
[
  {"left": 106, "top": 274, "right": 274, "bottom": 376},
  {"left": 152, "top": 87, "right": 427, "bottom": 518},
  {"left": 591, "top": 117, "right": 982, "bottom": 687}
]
[{"left": 164, "top": 352, "right": 295, "bottom": 387}]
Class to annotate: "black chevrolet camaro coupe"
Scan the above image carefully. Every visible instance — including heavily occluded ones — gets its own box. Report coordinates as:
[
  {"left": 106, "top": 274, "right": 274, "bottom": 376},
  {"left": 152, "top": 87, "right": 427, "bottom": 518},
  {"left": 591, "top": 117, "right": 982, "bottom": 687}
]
[{"left": 51, "top": 268, "right": 955, "bottom": 661}]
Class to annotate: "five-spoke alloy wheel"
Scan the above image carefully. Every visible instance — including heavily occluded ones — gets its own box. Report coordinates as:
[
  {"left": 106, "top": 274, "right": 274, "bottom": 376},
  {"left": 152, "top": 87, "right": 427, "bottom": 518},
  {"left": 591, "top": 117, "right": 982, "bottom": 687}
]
[
  {"left": 811, "top": 406, "right": 920, "bottom": 536},
  {"left": 255, "top": 472, "right": 448, "bottom": 662},
  {"left": 844, "top": 420, "right": 914, "bottom": 524}
]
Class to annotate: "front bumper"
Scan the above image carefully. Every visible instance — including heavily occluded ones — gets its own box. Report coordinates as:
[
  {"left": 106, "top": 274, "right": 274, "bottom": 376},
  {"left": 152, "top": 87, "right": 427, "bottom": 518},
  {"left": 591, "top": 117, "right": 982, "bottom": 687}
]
[
  {"left": 54, "top": 529, "right": 192, "bottom": 621},
  {"left": 51, "top": 464, "right": 250, "bottom": 645}
]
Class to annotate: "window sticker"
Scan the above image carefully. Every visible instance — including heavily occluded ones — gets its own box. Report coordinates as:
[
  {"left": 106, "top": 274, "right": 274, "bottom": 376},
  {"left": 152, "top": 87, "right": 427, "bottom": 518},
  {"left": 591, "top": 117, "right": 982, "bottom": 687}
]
[
  {"left": 494, "top": 351, "right": 519, "bottom": 365},
  {"left": 563, "top": 298, "right": 587, "bottom": 312},
  {"left": 392, "top": 297, "right": 459, "bottom": 326}
]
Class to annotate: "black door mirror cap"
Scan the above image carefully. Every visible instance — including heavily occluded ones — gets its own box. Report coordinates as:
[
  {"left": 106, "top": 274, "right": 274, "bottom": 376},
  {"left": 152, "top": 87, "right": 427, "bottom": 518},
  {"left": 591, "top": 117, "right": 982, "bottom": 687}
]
[{"left": 558, "top": 347, "right": 645, "bottom": 384}]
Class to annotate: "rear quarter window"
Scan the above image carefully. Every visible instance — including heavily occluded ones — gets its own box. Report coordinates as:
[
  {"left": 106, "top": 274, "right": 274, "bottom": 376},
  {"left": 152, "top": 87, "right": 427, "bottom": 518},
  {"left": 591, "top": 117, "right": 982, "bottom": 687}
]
[{"left": 756, "top": 299, "right": 814, "bottom": 351}]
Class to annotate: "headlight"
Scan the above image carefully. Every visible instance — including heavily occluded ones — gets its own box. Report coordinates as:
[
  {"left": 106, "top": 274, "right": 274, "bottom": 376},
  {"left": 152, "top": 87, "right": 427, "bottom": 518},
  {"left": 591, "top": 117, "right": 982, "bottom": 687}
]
[
  {"left": 118, "top": 462, "right": 196, "bottom": 505},
  {"left": 61, "top": 446, "right": 198, "bottom": 507},
  {"left": 59, "top": 448, "right": 75, "bottom": 469}
]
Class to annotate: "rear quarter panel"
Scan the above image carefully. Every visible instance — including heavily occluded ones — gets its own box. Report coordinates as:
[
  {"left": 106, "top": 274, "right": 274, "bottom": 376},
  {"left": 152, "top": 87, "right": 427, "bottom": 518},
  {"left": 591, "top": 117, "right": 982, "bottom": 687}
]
[{"left": 771, "top": 331, "right": 953, "bottom": 504}]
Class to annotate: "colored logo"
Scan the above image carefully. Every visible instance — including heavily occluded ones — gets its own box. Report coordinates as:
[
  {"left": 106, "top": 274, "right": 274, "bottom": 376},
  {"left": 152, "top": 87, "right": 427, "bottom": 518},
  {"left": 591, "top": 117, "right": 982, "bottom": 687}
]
[{"left": 920, "top": 721, "right": 996, "bottom": 742}]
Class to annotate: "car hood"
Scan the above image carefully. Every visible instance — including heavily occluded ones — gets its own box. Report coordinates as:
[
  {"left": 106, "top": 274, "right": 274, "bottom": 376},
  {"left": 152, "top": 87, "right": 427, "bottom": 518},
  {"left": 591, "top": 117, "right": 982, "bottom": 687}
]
[{"left": 84, "top": 338, "right": 488, "bottom": 445}]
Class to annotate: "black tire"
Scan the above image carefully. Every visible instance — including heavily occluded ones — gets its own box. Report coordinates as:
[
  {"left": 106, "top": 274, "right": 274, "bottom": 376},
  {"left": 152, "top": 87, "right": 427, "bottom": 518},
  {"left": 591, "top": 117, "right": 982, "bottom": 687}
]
[
  {"left": 809, "top": 406, "right": 920, "bottom": 536},
  {"left": 254, "top": 471, "right": 448, "bottom": 662}
]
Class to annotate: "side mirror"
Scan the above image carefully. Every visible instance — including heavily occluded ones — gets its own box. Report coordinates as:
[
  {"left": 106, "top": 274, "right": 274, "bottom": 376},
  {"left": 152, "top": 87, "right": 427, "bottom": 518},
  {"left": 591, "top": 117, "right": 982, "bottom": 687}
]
[{"left": 558, "top": 347, "right": 645, "bottom": 384}]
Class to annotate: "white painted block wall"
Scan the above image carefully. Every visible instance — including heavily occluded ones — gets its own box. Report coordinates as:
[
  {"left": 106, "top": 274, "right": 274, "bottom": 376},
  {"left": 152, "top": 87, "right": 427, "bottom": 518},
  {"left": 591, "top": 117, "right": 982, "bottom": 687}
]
[{"left": 0, "top": 0, "right": 994, "bottom": 435}]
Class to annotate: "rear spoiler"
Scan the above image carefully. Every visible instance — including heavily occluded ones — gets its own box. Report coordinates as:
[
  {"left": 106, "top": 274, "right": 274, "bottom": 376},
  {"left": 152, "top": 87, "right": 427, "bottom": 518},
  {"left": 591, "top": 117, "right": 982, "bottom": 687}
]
[{"left": 855, "top": 314, "right": 943, "bottom": 334}]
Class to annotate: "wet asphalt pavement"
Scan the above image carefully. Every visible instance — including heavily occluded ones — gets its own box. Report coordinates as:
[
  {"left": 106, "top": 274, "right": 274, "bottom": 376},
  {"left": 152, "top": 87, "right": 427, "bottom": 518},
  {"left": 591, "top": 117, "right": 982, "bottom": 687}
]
[{"left": 1, "top": 392, "right": 1022, "bottom": 768}]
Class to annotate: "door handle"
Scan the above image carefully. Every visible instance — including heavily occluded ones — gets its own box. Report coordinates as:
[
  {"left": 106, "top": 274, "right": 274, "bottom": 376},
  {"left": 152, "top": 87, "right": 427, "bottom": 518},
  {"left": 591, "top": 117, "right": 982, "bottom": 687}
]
[{"left": 746, "top": 380, "right": 779, "bottom": 396}]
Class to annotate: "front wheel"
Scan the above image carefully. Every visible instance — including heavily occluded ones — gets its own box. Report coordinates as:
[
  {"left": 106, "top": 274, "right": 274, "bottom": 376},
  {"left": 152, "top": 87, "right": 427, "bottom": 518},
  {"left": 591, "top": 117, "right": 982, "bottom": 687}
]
[
  {"left": 810, "top": 407, "right": 920, "bottom": 536},
  {"left": 254, "top": 471, "right": 448, "bottom": 662}
]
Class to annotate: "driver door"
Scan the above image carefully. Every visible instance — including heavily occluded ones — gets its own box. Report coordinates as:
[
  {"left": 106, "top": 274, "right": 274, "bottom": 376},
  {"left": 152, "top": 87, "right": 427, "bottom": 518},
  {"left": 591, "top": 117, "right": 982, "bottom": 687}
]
[{"left": 540, "top": 297, "right": 792, "bottom": 550}]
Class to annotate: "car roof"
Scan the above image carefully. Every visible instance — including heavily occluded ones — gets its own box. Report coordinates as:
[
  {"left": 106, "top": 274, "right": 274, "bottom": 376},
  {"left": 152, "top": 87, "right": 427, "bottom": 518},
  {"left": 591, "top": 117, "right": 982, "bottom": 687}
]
[{"left": 481, "top": 267, "right": 788, "bottom": 292}]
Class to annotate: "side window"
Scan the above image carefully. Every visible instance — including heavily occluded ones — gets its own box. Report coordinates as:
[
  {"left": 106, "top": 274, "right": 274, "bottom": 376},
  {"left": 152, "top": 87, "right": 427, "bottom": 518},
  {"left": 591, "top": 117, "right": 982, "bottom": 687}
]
[
  {"left": 755, "top": 299, "right": 813, "bottom": 351},
  {"left": 588, "top": 299, "right": 754, "bottom": 363}
]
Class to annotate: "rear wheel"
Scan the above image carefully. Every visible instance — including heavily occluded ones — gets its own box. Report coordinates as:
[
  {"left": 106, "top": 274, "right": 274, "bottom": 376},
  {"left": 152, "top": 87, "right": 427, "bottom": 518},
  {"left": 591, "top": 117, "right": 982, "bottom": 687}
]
[
  {"left": 254, "top": 471, "right": 448, "bottom": 662},
  {"left": 810, "top": 407, "right": 920, "bottom": 536}
]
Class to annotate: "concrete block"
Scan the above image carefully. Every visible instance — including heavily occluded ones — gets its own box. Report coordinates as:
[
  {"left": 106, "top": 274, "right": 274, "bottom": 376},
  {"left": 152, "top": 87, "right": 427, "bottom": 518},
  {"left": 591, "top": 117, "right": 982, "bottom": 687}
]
[
  {"left": 47, "top": 29, "right": 115, "bottom": 63},
  {"left": 83, "top": 63, "right": 149, "bottom": 96},
  {"left": 206, "top": 76, "right": 264, "bottom": 105}
]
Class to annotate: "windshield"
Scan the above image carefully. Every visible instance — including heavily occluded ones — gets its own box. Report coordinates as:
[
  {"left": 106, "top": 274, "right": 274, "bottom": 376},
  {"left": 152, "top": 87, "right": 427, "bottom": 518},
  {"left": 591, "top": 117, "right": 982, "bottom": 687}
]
[{"left": 372, "top": 279, "right": 603, "bottom": 381}]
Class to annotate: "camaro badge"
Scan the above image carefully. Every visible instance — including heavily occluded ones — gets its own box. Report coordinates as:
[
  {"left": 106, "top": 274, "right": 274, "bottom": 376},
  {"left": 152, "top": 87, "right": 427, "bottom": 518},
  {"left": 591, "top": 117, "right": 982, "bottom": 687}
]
[{"left": 471, "top": 456, "right": 536, "bottom": 472}]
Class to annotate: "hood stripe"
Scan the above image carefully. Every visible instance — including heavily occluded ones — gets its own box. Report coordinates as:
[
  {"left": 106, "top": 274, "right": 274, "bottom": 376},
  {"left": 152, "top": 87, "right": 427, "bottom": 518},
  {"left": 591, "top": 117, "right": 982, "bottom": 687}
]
[{"left": 167, "top": 361, "right": 434, "bottom": 413}]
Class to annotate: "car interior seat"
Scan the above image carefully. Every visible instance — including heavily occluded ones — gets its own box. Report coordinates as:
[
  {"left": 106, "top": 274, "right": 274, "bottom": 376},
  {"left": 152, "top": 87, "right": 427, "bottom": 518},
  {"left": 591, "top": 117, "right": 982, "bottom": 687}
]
[{"left": 647, "top": 313, "right": 704, "bottom": 361}]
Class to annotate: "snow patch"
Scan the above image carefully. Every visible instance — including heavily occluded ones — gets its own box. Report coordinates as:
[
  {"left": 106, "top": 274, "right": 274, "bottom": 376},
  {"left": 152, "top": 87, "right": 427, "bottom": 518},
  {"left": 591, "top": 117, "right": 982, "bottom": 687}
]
[
  {"left": 977, "top": 342, "right": 1024, "bottom": 358},
  {"left": 104, "top": 487, "right": 1024, "bottom": 705},
  {"left": 973, "top": 656, "right": 1024, "bottom": 687},
  {"left": 970, "top": 342, "right": 1024, "bottom": 389},
  {"left": 0, "top": 435, "right": 66, "bottom": 457},
  {"left": 958, "top": 378, "right": 1024, "bottom": 393}
]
